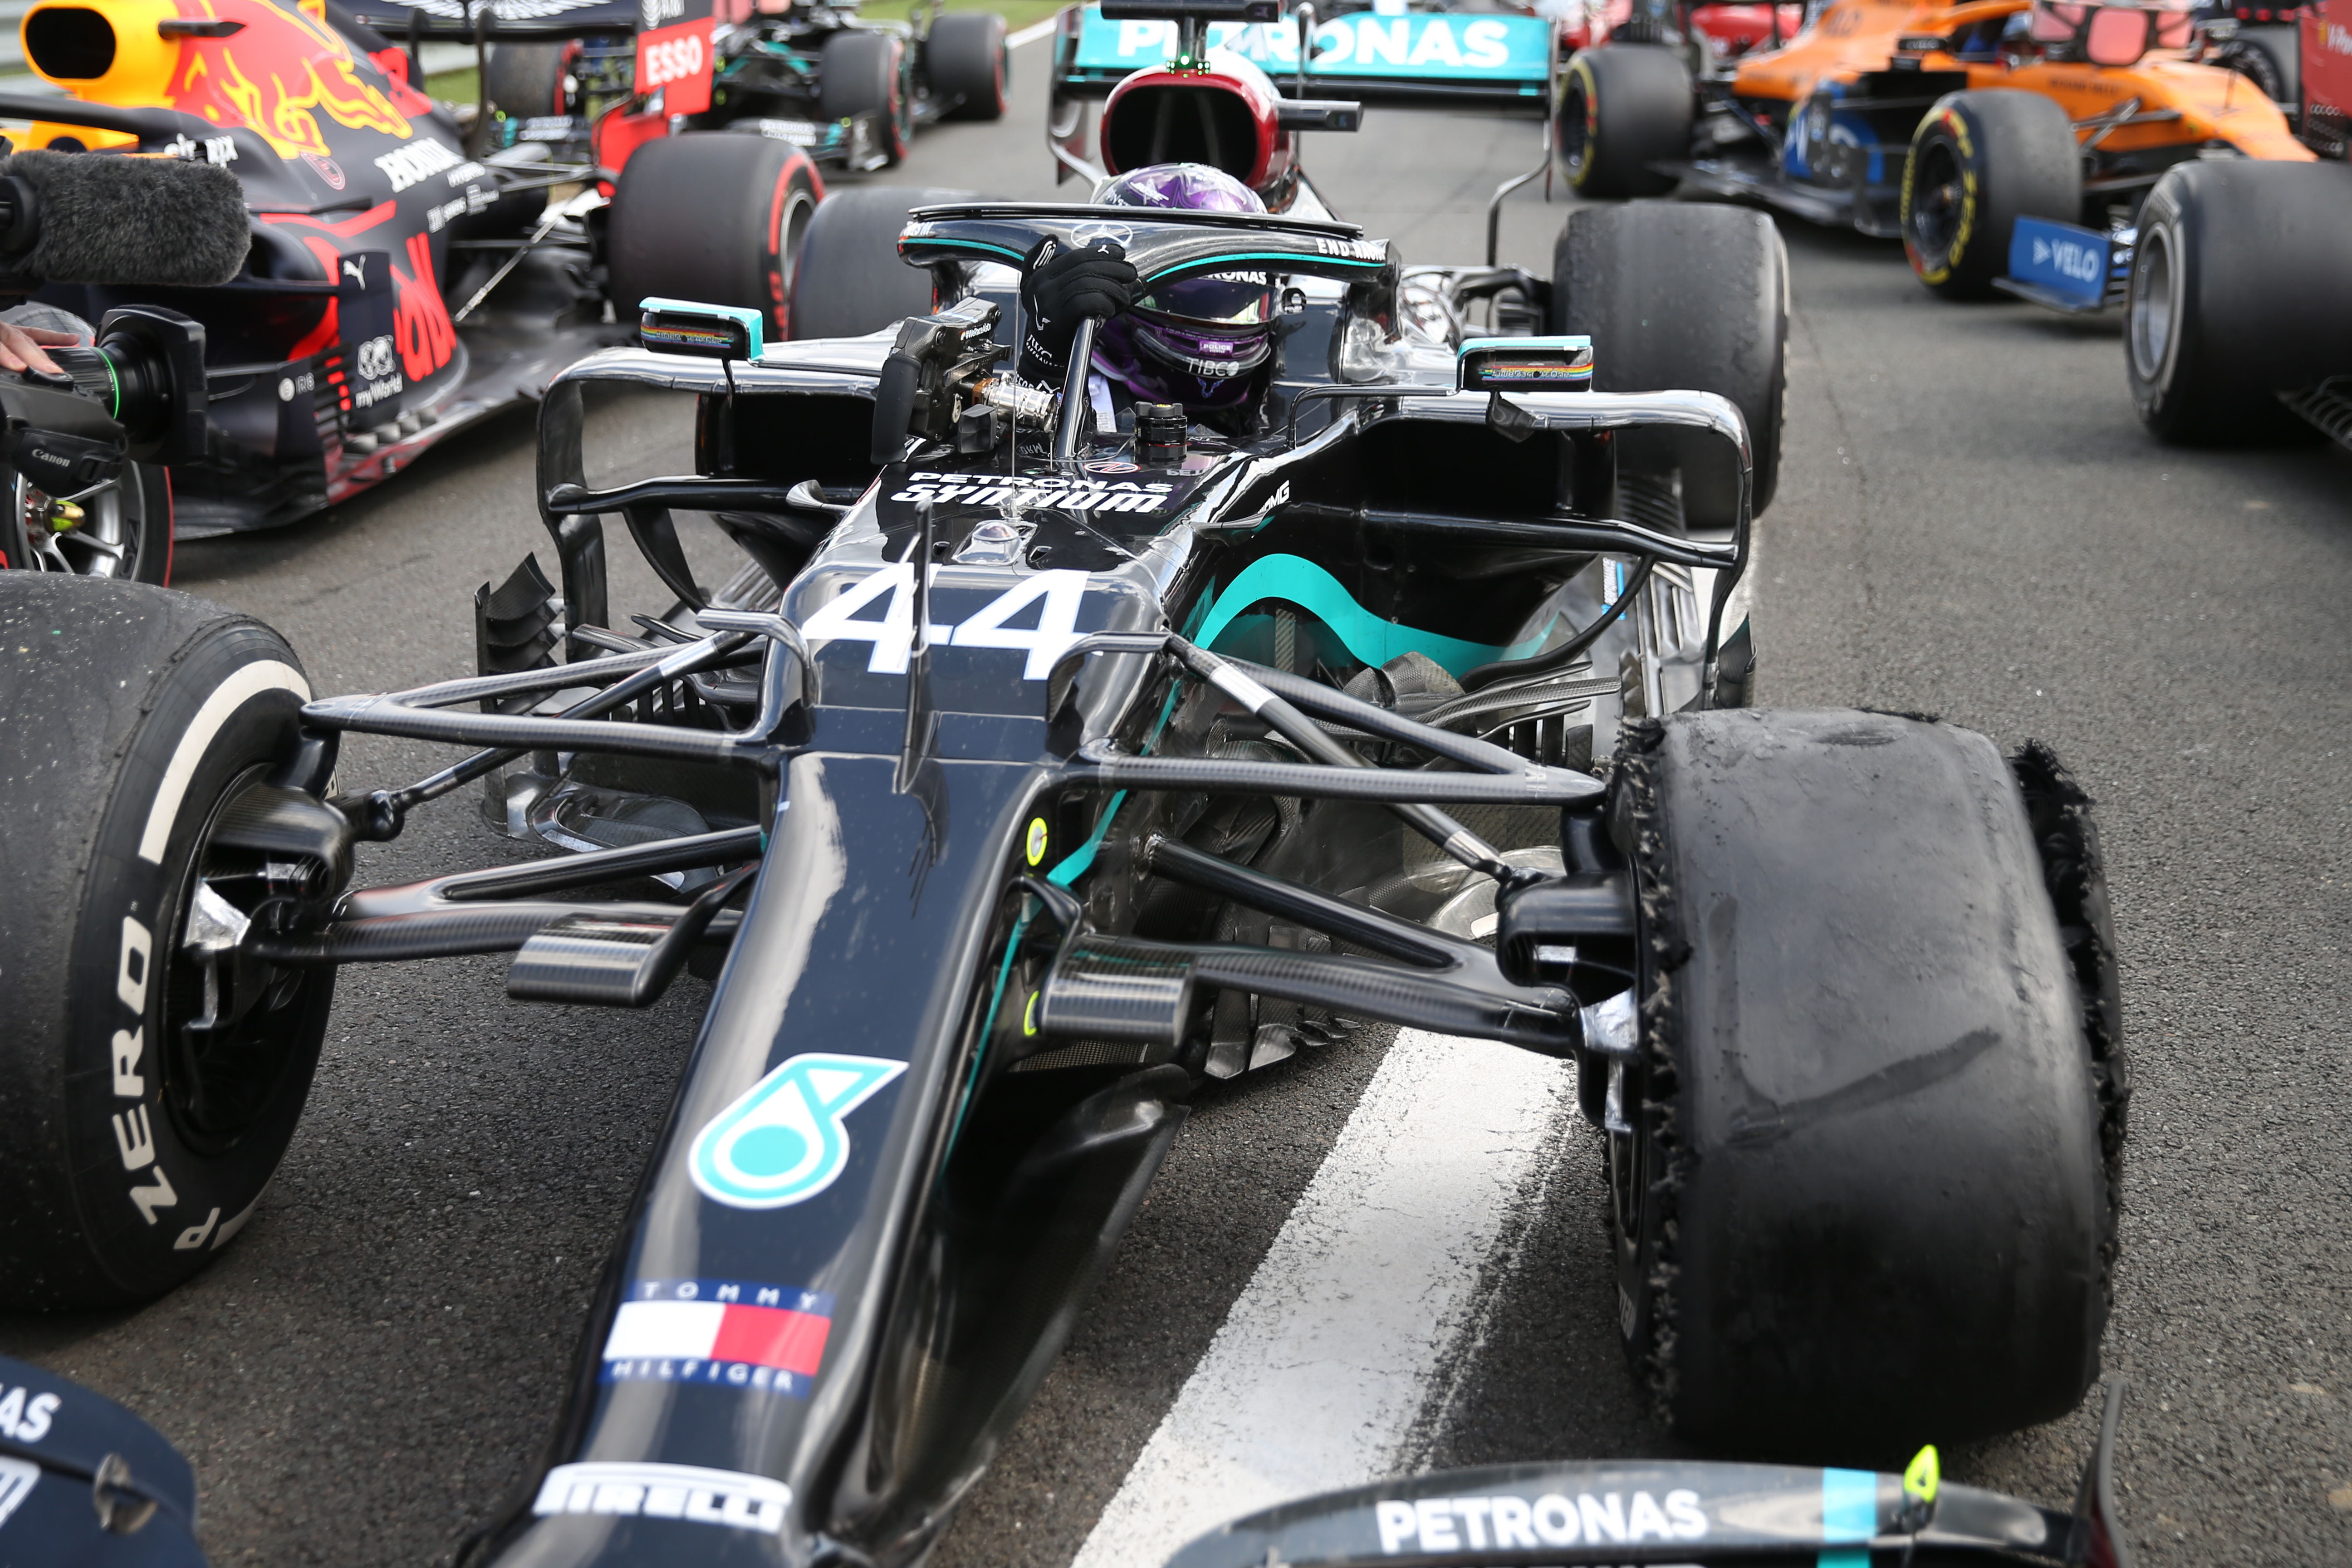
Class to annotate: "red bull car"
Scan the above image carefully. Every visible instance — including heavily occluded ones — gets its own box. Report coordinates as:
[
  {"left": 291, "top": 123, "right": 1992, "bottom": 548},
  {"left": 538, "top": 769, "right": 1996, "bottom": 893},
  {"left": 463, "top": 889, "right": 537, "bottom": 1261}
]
[{"left": 0, "top": 0, "right": 829, "bottom": 544}]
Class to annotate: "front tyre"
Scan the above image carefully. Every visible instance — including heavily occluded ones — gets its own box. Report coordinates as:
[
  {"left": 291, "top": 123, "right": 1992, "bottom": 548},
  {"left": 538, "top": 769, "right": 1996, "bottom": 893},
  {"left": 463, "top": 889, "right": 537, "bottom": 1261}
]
[
  {"left": 2126, "top": 160, "right": 2352, "bottom": 444},
  {"left": 483, "top": 39, "right": 578, "bottom": 118},
  {"left": 821, "top": 30, "right": 913, "bottom": 166},
  {"left": 1556, "top": 45, "right": 1691, "bottom": 200},
  {"left": 0, "top": 577, "right": 340, "bottom": 1308},
  {"left": 926, "top": 11, "right": 1008, "bottom": 122},
  {"left": 1605, "top": 709, "right": 2116, "bottom": 1457},
  {"left": 1552, "top": 201, "right": 1787, "bottom": 520},
  {"left": 1901, "top": 89, "right": 2081, "bottom": 300},
  {"left": 789, "top": 186, "right": 978, "bottom": 340},
  {"left": 608, "top": 133, "right": 823, "bottom": 343}
]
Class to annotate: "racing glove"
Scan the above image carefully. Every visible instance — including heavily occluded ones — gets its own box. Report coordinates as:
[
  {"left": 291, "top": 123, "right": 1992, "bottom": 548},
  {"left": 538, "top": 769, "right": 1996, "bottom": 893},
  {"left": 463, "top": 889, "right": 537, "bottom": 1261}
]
[{"left": 1019, "top": 237, "right": 1137, "bottom": 385}]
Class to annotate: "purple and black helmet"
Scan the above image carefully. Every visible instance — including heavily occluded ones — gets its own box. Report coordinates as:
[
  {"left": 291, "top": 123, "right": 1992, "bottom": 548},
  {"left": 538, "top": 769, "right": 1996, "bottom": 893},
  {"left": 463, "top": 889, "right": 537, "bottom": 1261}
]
[{"left": 1092, "top": 164, "right": 1278, "bottom": 410}]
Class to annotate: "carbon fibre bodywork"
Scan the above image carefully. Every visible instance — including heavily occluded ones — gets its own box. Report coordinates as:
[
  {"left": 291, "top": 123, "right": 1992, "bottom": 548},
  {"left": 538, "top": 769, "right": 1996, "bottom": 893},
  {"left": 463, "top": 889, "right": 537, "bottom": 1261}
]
[{"left": 244, "top": 203, "right": 1749, "bottom": 1566}]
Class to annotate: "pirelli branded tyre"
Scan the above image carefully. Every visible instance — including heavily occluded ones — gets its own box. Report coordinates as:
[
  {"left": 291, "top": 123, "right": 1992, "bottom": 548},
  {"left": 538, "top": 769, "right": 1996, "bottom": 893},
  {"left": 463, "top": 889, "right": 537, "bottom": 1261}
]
[
  {"left": 1556, "top": 45, "right": 1691, "bottom": 200},
  {"left": 820, "top": 29, "right": 913, "bottom": 166},
  {"left": 1604, "top": 709, "right": 2114, "bottom": 1457},
  {"left": 2126, "top": 160, "right": 2352, "bottom": 444},
  {"left": 926, "top": 11, "right": 1009, "bottom": 122},
  {"left": 0, "top": 577, "right": 342, "bottom": 1308},
  {"left": 1552, "top": 201, "right": 1787, "bottom": 520},
  {"left": 609, "top": 132, "right": 823, "bottom": 343},
  {"left": 1902, "top": 90, "right": 2082, "bottom": 300},
  {"left": 790, "top": 186, "right": 977, "bottom": 340}
]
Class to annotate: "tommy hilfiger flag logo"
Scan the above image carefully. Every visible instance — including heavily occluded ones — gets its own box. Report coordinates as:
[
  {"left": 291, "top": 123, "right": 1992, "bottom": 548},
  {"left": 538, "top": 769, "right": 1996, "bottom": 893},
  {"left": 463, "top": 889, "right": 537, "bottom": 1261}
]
[{"left": 601, "top": 1277, "right": 835, "bottom": 1397}]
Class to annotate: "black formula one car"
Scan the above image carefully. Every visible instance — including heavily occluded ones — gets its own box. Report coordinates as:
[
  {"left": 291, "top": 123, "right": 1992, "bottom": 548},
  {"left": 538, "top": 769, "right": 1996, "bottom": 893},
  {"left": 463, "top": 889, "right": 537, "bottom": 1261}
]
[
  {"left": 474, "top": 0, "right": 1012, "bottom": 177},
  {"left": 0, "top": 122, "right": 2125, "bottom": 1568}
]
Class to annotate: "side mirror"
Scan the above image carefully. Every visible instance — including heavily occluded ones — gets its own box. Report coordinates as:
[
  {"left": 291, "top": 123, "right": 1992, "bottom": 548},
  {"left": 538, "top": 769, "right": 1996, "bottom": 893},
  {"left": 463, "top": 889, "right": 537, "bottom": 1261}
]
[{"left": 1275, "top": 98, "right": 1361, "bottom": 131}]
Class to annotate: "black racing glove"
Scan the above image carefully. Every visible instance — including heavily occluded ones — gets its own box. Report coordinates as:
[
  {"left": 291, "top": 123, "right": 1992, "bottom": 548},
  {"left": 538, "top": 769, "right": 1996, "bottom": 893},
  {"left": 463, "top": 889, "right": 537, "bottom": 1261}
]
[{"left": 1018, "top": 237, "right": 1137, "bottom": 383}]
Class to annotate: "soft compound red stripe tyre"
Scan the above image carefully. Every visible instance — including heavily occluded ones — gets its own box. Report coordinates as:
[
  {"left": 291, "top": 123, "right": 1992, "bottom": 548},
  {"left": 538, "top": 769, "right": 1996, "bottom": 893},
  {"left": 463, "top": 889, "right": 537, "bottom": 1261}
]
[
  {"left": 0, "top": 577, "right": 336, "bottom": 1308},
  {"left": 927, "top": 11, "right": 1009, "bottom": 122},
  {"left": 1603, "top": 708, "right": 2114, "bottom": 1458},
  {"left": 820, "top": 29, "right": 912, "bottom": 166}
]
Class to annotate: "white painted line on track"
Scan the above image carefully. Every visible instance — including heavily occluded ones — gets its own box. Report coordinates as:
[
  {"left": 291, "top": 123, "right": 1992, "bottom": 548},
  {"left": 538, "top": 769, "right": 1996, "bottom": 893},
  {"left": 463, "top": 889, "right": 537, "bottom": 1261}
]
[
  {"left": 1069, "top": 1029, "right": 1575, "bottom": 1568},
  {"left": 1008, "top": 17, "right": 1058, "bottom": 48}
]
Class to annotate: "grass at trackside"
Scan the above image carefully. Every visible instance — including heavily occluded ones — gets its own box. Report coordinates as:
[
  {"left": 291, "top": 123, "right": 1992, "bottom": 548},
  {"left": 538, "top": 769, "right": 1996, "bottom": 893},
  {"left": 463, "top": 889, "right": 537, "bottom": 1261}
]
[
  {"left": 428, "top": 68, "right": 480, "bottom": 106},
  {"left": 859, "top": 0, "right": 1068, "bottom": 28}
]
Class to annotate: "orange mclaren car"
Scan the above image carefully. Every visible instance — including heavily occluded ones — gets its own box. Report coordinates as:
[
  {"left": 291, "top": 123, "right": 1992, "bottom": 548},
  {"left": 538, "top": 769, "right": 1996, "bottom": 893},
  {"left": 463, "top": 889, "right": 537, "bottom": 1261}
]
[{"left": 1558, "top": 0, "right": 2309, "bottom": 299}]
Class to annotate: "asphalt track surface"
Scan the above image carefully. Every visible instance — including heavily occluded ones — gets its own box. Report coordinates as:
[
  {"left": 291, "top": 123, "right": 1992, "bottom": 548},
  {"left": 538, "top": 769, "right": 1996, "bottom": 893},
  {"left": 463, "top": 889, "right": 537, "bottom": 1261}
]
[{"left": 4, "top": 41, "right": 2350, "bottom": 1568}]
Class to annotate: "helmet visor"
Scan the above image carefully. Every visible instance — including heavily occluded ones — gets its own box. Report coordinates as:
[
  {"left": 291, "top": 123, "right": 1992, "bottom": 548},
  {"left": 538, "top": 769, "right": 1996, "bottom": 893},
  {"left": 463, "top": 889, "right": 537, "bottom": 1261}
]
[{"left": 1135, "top": 270, "right": 1278, "bottom": 328}]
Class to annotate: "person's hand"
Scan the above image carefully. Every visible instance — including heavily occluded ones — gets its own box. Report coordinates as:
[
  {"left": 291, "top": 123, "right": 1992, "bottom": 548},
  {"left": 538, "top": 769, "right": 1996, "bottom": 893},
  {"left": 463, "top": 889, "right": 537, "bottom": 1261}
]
[
  {"left": 1019, "top": 237, "right": 1137, "bottom": 380},
  {"left": 0, "top": 324, "right": 80, "bottom": 377}
]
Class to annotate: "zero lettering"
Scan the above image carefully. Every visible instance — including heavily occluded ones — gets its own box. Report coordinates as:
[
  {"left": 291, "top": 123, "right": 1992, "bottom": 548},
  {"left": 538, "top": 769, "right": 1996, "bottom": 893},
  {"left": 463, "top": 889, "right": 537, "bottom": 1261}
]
[{"left": 113, "top": 1027, "right": 144, "bottom": 1098}]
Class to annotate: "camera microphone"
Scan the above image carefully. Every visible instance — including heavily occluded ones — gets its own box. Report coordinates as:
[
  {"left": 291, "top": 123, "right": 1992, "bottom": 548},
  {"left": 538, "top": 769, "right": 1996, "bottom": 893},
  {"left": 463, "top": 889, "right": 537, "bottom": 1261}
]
[{"left": 0, "top": 150, "right": 249, "bottom": 288}]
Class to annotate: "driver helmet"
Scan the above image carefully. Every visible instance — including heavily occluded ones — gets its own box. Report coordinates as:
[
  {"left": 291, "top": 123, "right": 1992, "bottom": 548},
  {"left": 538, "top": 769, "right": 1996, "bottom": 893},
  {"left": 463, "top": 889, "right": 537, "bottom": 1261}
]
[{"left": 1091, "top": 164, "right": 1278, "bottom": 411}]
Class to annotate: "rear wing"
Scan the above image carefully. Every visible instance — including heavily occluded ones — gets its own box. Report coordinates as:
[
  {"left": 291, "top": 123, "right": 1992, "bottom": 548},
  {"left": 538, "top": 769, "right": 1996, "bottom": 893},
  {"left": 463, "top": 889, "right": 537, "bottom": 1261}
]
[{"left": 1052, "top": 1, "right": 1560, "bottom": 111}]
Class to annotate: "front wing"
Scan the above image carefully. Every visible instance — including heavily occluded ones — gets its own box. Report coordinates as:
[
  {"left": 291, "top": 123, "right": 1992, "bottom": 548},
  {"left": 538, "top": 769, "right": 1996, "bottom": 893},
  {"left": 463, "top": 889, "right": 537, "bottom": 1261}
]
[{"left": 1168, "top": 1385, "right": 2136, "bottom": 1568}]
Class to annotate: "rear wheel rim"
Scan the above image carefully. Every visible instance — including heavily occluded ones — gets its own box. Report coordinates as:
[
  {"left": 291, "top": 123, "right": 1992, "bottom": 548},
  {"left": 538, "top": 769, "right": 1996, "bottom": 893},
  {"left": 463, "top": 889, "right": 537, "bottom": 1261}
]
[
  {"left": 1908, "top": 137, "right": 1965, "bottom": 260},
  {"left": 1560, "top": 84, "right": 1594, "bottom": 181},
  {"left": 161, "top": 769, "right": 331, "bottom": 1152},
  {"left": 13, "top": 472, "right": 140, "bottom": 579},
  {"left": 2128, "top": 221, "right": 2178, "bottom": 388}
]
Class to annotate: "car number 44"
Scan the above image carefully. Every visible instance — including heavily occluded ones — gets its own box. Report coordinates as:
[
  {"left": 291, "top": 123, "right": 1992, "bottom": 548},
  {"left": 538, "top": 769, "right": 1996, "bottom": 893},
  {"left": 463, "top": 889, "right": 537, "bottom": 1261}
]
[{"left": 799, "top": 565, "right": 1092, "bottom": 679}]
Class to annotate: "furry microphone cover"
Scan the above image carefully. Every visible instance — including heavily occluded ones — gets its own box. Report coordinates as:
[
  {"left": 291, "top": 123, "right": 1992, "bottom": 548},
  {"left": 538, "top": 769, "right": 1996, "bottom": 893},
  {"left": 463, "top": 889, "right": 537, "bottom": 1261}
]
[{"left": 5, "top": 151, "right": 250, "bottom": 287}]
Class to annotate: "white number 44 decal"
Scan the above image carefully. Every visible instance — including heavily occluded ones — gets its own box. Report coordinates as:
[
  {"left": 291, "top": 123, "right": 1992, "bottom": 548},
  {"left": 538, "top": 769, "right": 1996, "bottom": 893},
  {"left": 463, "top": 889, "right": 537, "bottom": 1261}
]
[{"left": 799, "top": 565, "right": 1090, "bottom": 680}]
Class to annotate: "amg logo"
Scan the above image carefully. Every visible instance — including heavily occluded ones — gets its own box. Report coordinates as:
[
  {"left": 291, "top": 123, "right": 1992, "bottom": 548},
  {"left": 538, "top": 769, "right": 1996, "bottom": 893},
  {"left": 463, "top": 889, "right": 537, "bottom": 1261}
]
[
  {"left": 532, "top": 1462, "right": 789, "bottom": 1534},
  {"left": 374, "top": 139, "right": 463, "bottom": 194}
]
